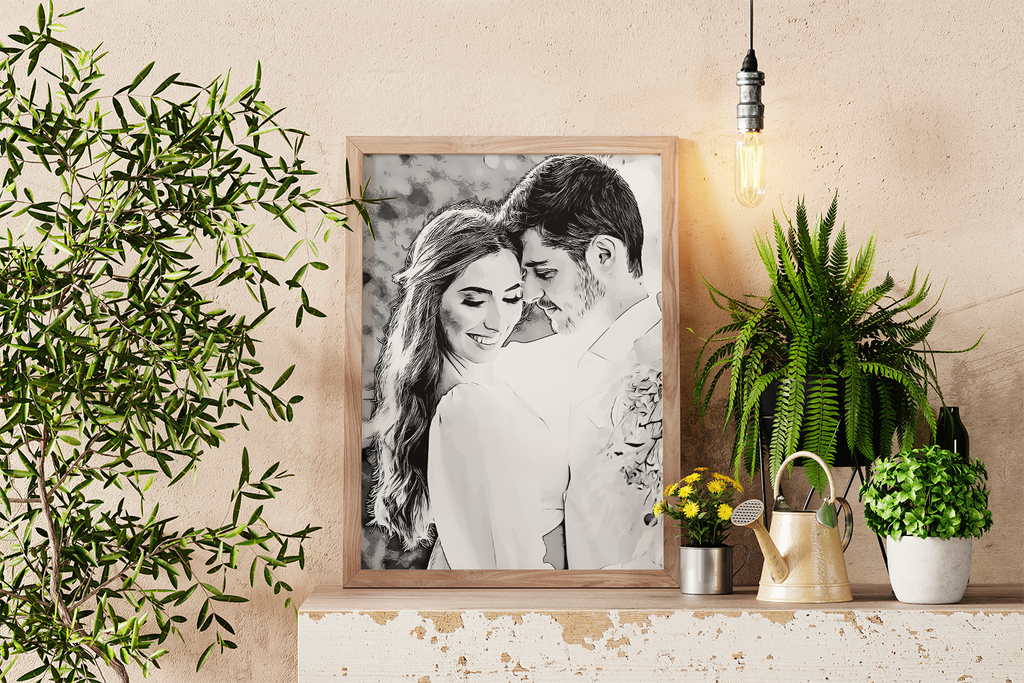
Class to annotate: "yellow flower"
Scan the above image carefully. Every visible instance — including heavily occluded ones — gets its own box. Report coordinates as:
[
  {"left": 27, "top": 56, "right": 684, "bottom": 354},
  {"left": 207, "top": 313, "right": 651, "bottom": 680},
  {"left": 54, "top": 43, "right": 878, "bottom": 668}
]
[
  {"left": 665, "top": 483, "right": 679, "bottom": 498},
  {"left": 707, "top": 479, "right": 726, "bottom": 494},
  {"left": 684, "top": 473, "right": 700, "bottom": 484},
  {"left": 683, "top": 502, "right": 700, "bottom": 518},
  {"left": 714, "top": 471, "right": 744, "bottom": 492},
  {"left": 717, "top": 503, "right": 733, "bottom": 521},
  {"left": 677, "top": 485, "right": 694, "bottom": 499},
  {"left": 653, "top": 500, "right": 663, "bottom": 517},
  {"left": 695, "top": 467, "right": 709, "bottom": 472}
]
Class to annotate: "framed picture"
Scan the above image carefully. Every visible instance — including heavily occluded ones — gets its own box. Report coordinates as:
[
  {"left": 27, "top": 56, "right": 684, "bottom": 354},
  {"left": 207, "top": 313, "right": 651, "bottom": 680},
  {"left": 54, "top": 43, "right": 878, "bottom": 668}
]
[{"left": 342, "top": 137, "right": 679, "bottom": 587}]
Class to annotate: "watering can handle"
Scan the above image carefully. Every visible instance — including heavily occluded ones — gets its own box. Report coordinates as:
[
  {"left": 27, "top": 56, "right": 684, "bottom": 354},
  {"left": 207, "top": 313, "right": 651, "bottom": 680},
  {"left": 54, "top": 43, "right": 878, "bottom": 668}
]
[
  {"left": 773, "top": 451, "right": 839, "bottom": 504},
  {"left": 836, "top": 496, "right": 853, "bottom": 551}
]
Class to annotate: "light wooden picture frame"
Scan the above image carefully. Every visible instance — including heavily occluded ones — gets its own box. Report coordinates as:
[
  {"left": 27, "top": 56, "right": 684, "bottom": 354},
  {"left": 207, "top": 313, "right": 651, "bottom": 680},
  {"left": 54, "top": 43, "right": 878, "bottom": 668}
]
[{"left": 343, "top": 137, "right": 679, "bottom": 587}]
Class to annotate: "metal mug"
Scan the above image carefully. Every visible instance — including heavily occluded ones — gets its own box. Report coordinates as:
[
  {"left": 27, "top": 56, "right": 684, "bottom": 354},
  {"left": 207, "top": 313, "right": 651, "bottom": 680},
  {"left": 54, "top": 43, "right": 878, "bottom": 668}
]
[{"left": 679, "top": 544, "right": 749, "bottom": 595}]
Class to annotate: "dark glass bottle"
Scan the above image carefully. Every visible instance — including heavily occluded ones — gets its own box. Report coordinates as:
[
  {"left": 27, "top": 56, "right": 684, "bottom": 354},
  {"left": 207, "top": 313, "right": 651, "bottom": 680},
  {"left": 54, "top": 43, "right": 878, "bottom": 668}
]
[{"left": 936, "top": 406, "right": 969, "bottom": 461}]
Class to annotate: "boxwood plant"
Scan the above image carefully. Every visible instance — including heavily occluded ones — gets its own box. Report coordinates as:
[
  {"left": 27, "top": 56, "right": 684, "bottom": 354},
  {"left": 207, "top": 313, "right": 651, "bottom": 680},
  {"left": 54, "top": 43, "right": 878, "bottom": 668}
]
[{"left": 860, "top": 445, "right": 993, "bottom": 540}]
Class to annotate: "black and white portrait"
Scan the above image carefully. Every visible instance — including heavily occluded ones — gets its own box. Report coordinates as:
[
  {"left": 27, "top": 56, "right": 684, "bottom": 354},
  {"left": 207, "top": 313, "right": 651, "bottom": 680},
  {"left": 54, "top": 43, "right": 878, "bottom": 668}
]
[{"left": 359, "top": 150, "right": 664, "bottom": 572}]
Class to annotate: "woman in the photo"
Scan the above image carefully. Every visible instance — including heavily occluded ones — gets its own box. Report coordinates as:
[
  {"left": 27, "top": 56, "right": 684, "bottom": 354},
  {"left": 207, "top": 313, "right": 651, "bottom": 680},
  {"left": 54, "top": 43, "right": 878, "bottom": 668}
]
[{"left": 368, "top": 202, "right": 564, "bottom": 570}]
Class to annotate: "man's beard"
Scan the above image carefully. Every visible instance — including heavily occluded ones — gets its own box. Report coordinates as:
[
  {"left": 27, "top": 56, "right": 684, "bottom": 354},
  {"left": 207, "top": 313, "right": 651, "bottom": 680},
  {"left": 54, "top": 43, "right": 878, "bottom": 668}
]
[{"left": 543, "top": 263, "right": 605, "bottom": 334}]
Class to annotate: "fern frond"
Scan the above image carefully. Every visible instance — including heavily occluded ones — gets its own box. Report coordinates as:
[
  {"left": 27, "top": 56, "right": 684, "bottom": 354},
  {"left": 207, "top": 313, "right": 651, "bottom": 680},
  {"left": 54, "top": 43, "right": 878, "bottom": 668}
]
[
  {"left": 819, "top": 192, "right": 839, "bottom": 249},
  {"left": 801, "top": 376, "right": 841, "bottom": 475},
  {"left": 847, "top": 233, "right": 876, "bottom": 297},
  {"left": 790, "top": 198, "right": 808, "bottom": 264},
  {"left": 843, "top": 364, "right": 867, "bottom": 452},
  {"left": 827, "top": 226, "right": 849, "bottom": 285},
  {"left": 773, "top": 339, "right": 810, "bottom": 481},
  {"left": 861, "top": 360, "right": 936, "bottom": 436},
  {"left": 802, "top": 457, "right": 830, "bottom": 494},
  {"left": 875, "top": 380, "right": 898, "bottom": 459},
  {"left": 734, "top": 401, "right": 761, "bottom": 477},
  {"left": 735, "top": 369, "right": 785, "bottom": 464},
  {"left": 723, "top": 310, "right": 766, "bottom": 426},
  {"left": 755, "top": 230, "right": 778, "bottom": 282},
  {"left": 694, "top": 367, "right": 725, "bottom": 423}
]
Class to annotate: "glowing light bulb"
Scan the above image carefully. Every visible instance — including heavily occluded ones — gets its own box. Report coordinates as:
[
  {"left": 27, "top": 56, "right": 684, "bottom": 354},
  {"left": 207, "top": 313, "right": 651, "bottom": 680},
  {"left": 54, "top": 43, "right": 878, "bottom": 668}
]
[
  {"left": 735, "top": 130, "right": 765, "bottom": 208},
  {"left": 735, "top": 48, "right": 765, "bottom": 208}
]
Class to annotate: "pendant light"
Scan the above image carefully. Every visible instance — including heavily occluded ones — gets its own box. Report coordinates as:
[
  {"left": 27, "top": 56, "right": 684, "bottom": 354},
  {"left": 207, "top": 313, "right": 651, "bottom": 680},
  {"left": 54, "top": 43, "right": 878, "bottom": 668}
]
[{"left": 735, "top": 0, "right": 766, "bottom": 208}]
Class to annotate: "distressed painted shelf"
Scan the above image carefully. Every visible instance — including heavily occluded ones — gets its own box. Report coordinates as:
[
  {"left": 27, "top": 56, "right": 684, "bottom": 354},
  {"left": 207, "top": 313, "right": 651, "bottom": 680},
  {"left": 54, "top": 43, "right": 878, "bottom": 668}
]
[{"left": 299, "top": 584, "right": 1023, "bottom": 682}]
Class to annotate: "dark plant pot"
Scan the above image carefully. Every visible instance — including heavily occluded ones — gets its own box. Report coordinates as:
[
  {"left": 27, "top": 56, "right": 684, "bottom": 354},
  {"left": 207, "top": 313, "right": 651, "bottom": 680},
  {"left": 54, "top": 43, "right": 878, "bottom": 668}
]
[{"left": 757, "top": 376, "right": 881, "bottom": 469}]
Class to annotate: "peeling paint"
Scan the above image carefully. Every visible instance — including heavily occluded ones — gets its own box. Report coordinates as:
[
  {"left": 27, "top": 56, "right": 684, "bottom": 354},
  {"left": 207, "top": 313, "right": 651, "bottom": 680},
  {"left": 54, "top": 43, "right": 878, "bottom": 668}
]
[
  {"left": 605, "top": 636, "right": 630, "bottom": 650},
  {"left": 836, "top": 611, "right": 863, "bottom": 634},
  {"left": 410, "top": 624, "right": 426, "bottom": 640},
  {"left": 750, "top": 611, "right": 796, "bottom": 626},
  {"left": 482, "top": 610, "right": 524, "bottom": 625},
  {"left": 543, "top": 612, "right": 613, "bottom": 650},
  {"left": 694, "top": 611, "right": 742, "bottom": 621},
  {"left": 418, "top": 611, "right": 464, "bottom": 633},
  {"left": 358, "top": 610, "right": 400, "bottom": 627},
  {"left": 617, "top": 610, "right": 673, "bottom": 630},
  {"left": 500, "top": 653, "right": 511, "bottom": 663}
]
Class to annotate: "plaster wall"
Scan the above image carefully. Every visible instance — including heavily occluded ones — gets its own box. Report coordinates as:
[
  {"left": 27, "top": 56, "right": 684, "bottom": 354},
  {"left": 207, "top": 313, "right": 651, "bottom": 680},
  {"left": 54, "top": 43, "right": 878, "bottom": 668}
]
[{"left": 2, "top": 1, "right": 1022, "bottom": 681}]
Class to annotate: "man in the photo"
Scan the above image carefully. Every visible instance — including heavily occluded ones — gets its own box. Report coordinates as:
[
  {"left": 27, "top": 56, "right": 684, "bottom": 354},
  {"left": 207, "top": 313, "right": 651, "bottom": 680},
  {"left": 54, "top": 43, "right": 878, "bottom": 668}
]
[{"left": 497, "top": 155, "right": 663, "bottom": 570}]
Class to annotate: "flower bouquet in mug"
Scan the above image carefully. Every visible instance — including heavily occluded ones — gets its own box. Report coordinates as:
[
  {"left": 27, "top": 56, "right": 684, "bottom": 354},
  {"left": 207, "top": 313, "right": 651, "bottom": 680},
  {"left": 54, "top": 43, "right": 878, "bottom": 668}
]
[{"left": 656, "top": 468, "right": 743, "bottom": 546}]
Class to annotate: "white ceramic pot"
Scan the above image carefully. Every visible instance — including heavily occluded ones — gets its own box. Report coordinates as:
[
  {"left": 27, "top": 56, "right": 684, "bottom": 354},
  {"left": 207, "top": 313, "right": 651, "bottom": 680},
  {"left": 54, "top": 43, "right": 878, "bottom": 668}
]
[{"left": 886, "top": 536, "right": 972, "bottom": 604}]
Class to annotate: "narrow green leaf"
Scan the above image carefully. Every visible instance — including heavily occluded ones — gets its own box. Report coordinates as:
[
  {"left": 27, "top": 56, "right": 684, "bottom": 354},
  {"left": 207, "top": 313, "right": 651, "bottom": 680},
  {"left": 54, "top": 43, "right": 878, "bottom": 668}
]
[
  {"left": 124, "top": 61, "right": 155, "bottom": 95},
  {"left": 196, "top": 642, "right": 216, "bottom": 672},
  {"left": 152, "top": 71, "right": 180, "bottom": 96},
  {"left": 272, "top": 364, "right": 295, "bottom": 392}
]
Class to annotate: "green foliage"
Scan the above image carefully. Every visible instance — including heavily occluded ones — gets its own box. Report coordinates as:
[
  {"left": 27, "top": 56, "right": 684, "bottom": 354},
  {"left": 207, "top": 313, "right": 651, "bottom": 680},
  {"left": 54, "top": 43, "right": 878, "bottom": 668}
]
[
  {"left": 0, "top": 5, "right": 368, "bottom": 682},
  {"left": 860, "top": 446, "right": 993, "bottom": 540},
  {"left": 692, "top": 195, "right": 981, "bottom": 490}
]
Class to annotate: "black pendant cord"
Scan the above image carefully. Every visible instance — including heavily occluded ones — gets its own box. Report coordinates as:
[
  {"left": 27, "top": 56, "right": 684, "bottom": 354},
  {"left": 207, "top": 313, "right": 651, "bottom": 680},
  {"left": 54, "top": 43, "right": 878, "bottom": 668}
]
[
  {"left": 741, "top": 0, "right": 759, "bottom": 72},
  {"left": 750, "top": 0, "right": 754, "bottom": 52}
]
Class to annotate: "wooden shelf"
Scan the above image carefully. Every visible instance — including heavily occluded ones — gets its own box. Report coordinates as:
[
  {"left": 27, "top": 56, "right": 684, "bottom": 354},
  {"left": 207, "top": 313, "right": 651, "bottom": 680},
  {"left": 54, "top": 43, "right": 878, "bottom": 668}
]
[{"left": 300, "top": 583, "right": 1022, "bottom": 613}]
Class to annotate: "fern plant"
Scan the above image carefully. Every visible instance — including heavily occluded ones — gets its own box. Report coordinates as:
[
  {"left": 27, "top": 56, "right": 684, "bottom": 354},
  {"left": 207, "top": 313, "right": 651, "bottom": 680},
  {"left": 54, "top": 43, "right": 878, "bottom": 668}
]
[{"left": 693, "top": 195, "right": 979, "bottom": 490}]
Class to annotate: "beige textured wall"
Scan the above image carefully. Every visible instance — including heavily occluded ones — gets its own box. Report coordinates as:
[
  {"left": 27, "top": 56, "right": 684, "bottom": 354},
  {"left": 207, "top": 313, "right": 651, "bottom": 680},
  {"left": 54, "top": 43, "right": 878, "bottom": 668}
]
[{"left": 4, "top": 1, "right": 1022, "bottom": 681}]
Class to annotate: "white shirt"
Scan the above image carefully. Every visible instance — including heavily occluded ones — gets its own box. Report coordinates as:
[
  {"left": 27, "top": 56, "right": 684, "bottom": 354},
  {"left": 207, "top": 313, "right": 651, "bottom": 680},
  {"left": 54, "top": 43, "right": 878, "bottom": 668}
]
[
  {"left": 497, "top": 295, "right": 664, "bottom": 569},
  {"left": 427, "top": 381, "right": 559, "bottom": 569}
]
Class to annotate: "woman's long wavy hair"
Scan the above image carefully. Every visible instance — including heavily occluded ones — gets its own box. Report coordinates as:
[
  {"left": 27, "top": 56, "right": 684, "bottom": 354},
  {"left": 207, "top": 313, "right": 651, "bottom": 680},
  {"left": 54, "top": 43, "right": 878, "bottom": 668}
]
[{"left": 369, "top": 202, "right": 517, "bottom": 549}]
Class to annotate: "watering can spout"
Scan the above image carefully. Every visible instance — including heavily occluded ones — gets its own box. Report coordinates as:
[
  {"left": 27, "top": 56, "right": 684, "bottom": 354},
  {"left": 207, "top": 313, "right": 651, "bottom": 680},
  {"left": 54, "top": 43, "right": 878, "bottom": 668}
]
[{"left": 731, "top": 499, "right": 790, "bottom": 583}]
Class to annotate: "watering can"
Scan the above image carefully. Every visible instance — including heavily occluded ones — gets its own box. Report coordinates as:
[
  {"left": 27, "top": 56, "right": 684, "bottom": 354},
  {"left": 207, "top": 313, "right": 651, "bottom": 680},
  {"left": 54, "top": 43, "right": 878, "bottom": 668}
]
[{"left": 731, "top": 451, "right": 853, "bottom": 603}]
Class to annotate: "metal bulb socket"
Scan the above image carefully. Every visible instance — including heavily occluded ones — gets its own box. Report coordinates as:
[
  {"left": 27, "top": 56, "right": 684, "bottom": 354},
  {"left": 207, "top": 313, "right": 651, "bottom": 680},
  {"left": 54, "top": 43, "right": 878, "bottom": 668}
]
[{"left": 736, "top": 69, "right": 765, "bottom": 132}]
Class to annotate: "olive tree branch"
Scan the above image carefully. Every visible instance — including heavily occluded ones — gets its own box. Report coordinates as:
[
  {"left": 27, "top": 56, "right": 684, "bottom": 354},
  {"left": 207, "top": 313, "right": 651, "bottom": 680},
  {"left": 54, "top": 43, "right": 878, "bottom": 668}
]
[
  {"left": 69, "top": 535, "right": 185, "bottom": 612},
  {"left": 33, "top": 424, "right": 73, "bottom": 627}
]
